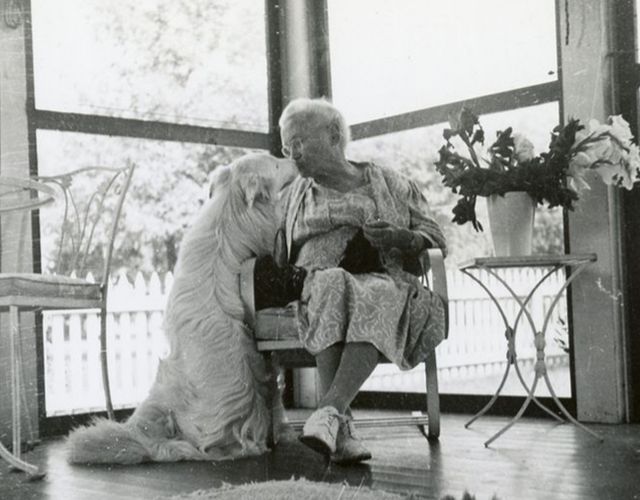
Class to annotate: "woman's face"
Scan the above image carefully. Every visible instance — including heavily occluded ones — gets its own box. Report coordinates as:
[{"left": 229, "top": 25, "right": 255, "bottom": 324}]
[{"left": 281, "top": 117, "right": 334, "bottom": 179}]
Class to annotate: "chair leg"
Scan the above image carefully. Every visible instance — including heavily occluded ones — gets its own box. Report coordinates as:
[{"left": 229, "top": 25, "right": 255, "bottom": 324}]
[
  {"left": 425, "top": 349, "right": 440, "bottom": 440},
  {"left": 263, "top": 352, "right": 288, "bottom": 449},
  {"left": 263, "top": 352, "right": 277, "bottom": 448},
  {"left": 10, "top": 306, "right": 22, "bottom": 458},
  {"left": 100, "top": 306, "right": 115, "bottom": 420},
  {"left": 4, "top": 306, "right": 44, "bottom": 479},
  {"left": 272, "top": 358, "right": 288, "bottom": 437}
]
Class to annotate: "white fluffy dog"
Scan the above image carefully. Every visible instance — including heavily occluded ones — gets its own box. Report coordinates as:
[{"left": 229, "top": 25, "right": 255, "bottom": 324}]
[{"left": 66, "top": 153, "right": 297, "bottom": 463}]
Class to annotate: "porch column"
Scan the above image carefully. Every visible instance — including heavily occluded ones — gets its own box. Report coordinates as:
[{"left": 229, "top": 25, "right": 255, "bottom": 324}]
[
  {"left": 277, "top": 0, "right": 330, "bottom": 408},
  {"left": 0, "top": 0, "right": 40, "bottom": 444},
  {"left": 558, "top": 0, "right": 629, "bottom": 422}
]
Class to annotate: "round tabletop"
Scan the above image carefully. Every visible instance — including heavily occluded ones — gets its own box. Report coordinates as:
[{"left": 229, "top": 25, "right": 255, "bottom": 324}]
[{"left": 0, "top": 176, "right": 57, "bottom": 214}]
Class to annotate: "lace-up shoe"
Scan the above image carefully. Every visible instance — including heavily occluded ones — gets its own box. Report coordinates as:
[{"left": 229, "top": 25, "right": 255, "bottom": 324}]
[
  {"left": 299, "top": 406, "right": 340, "bottom": 456},
  {"left": 331, "top": 415, "right": 372, "bottom": 464}
]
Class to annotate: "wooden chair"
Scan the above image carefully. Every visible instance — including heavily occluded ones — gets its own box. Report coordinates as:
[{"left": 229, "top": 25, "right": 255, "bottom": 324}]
[
  {"left": 0, "top": 165, "right": 135, "bottom": 477},
  {"left": 240, "top": 246, "right": 449, "bottom": 443}
]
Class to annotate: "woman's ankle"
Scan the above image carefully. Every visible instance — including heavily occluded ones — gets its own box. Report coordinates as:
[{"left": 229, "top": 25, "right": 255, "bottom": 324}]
[{"left": 317, "top": 397, "right": 348, "bottom": 415}]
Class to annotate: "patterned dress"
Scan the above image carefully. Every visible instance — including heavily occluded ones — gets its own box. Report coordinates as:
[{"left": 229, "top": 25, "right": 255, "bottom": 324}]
[{"left": 285, "top": 162, "right": 447, "bottom": 370}]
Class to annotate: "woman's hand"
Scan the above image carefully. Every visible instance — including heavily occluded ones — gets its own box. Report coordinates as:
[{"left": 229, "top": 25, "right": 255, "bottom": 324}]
[{"left": 363, "top": 219, "right": 420, "bottom": 252}]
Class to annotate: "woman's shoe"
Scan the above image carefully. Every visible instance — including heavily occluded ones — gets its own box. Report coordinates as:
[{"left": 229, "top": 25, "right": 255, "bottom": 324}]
[
  {"left": 299, "top": 406, "right": 340, "bottom": 456},
  {"left": 331, "top": 415, "right": 372, "bottom": 464}
]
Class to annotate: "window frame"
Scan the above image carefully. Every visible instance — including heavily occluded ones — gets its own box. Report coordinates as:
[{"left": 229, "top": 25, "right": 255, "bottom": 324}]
[
  {"left": 614, "top": 0, "right": 640, "bottom": 421},
  {"left": 26, "top": 1, "right": 282, "bottom": 153},
  {"left": 22, "top": 0, "right": 599, "bottom": 428},
  {"left": 24, "top": 0, "right": 286, "bottom": 431}
]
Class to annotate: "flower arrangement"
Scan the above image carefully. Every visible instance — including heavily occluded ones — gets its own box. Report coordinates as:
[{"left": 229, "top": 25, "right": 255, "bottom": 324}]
[{"left": 435, "top": 108, "right": 640, "bottom": 231}]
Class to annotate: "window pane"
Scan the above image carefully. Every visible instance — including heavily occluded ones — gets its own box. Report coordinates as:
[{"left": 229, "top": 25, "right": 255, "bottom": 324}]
[
  {"left": 347, "top": 102, "right": 563, "bottom": 264},
  {"left": 36, "top": 130, "right": 259, "bottom": 275},
  {"left": 328, "top": 0, "right": 558, "bottom": 124},
  {"left": 37, "top": 130, "right": 261, "bottom": 415},
  {"left": 346, "top": 102, "right": 570, "bottom": 397},
  {"left": 31, "top": 0, "right": 269, "bottom": 131}
]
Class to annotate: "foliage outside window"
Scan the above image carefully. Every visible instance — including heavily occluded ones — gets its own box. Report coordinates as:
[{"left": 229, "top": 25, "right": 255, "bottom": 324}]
[
  {"left": 31, "top": 0, "right": 270, "bottom": 275},
  {"left": 37, "top": 131, "right": 258, "bottom": 276},
  {"left": 31, "top": 0, "right": 268, "bottom": 130}
]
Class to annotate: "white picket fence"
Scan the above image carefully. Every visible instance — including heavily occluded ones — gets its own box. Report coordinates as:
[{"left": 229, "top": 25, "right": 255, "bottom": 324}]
[
  {"left": 361, "top": 267, "right": 569, "bottom": 395},
  {"left": 43, "top": 267, "right": 569, "bottom": 416},
  {"left": 43, "top": 270, "right": 172, "bottom": 415}
]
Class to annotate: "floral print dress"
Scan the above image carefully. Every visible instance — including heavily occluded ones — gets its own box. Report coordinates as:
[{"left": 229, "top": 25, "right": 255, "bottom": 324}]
[{"left": 286, "top": 163, "right": 447, "bottom": 370}]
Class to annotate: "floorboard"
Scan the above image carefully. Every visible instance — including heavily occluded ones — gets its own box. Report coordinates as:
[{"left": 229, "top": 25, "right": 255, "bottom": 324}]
[{"left": 1, "top": 412, "right": 639, "bottom": 500}]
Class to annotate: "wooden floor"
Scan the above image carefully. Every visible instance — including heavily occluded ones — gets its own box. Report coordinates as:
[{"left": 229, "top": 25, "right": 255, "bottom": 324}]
[{"left": 2, "top": 411, "right": 640, "bottom": 500}]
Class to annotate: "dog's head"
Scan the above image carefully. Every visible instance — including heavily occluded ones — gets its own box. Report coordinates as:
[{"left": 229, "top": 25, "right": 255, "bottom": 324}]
[
  {"left": 210, "top": 153, "right": 297, "bottom": 205},
  {"left": 208, "top": 153, "right": 298, "bottom": 255}
]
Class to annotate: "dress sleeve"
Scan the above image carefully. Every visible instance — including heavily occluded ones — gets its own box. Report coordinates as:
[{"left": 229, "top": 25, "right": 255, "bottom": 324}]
[{"left": 407, "top": 181, "right": 447, "bottom": 256}]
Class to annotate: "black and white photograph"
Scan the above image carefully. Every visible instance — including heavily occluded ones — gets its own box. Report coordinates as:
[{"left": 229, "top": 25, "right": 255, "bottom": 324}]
[{"left": 1, "top": 1, "right": 639, "bottom": 498}]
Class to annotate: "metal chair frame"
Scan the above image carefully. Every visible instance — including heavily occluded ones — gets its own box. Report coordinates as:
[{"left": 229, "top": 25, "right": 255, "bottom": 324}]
[
  {"left": 35, "top": 165, "right": 136, "bottom": 421},
  {"left": 240, "top": 247, "right": 449, "bottom": 443},
  {"left": 0, "top": 164, "right": 135, "bottom": 478}
]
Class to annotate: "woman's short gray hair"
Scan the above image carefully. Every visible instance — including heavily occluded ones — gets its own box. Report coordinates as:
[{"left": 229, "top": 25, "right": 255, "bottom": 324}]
[{"left": 279, "top": 97, "right": 351, "bottom": 151}]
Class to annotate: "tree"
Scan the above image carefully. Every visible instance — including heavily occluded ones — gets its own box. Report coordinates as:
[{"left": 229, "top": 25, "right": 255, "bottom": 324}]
[{"left": 36, "top": 0, "right": 268, "bottom": 274}]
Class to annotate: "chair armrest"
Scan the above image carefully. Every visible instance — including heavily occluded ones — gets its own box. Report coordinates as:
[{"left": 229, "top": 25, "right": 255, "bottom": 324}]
[
  {"left": 239, "top": 257, "right": 257, "bottom": 327},
  {"left": 423, "top": 248, "right": 449, "bottom": 339}
]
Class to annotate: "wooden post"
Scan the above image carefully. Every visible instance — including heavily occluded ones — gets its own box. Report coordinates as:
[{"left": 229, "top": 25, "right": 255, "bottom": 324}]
[
  {"left": 558, "top": 0, "right": 629, "bottom": 423},
  {"left": 0, "top": 0, "right": 40, "bottom": 445}
]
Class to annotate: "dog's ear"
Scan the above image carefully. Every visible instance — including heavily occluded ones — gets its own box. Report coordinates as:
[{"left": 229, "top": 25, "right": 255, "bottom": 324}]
[
  {"left": 209, "top": 165, "right": 231, "bottom": 198},
  {"left": 240, "top": 173, "right": 271, "bottom": 207}
]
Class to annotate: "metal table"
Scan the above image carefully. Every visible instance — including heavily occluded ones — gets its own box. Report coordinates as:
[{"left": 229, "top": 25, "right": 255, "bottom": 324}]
[{"left": 459, "top": 253, "right": 603, "bottom": 447}]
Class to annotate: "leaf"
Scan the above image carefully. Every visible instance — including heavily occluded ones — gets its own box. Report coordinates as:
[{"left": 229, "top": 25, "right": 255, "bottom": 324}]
[
  {"left": 471, "top": 129, "right": 484, "bottom": 146},
  {"left": 443, "top": 128, "right": 456, "bottom": 141},
  {"left": 451, "top": 196, "right": 483, "bottom": 232},
  {"left": 459, "top": 107, "right": 479, "bottom": 136}
]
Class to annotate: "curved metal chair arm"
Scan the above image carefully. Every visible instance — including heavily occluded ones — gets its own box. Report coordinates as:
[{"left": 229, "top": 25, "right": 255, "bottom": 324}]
[
  {"left": 0, "top": 176, "right": 57, "bottom": 213},
  {"left": 423, "top": 248, "right": 449, "bottom": 339}
]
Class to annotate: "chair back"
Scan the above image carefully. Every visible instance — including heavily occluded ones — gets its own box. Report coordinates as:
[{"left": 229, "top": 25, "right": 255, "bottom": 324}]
[{"left": 36, "top": 164, "right": 135, "bottom": 287}]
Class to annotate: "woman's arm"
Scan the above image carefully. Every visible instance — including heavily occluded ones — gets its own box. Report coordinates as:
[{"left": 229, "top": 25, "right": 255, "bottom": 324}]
[
  {"left": 362, "top": 180, "right": 446, "bottom": 256},
  {"left": 362, "top": 220, "right": 425, "bottom": 255}
]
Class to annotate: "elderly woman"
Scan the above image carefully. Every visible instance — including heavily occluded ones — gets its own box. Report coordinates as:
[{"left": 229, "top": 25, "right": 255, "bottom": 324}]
[{"left": 277, "top": 98, "right": 447, "bottom": 464}]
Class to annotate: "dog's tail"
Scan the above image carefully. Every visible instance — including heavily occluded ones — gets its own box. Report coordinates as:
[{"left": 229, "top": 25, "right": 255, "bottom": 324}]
[
  {"left": 66, "top": 418, "right": 151, "bottom": 464},
  {"left": 66, "top": 400, "right": 207, "bottom": 465}
]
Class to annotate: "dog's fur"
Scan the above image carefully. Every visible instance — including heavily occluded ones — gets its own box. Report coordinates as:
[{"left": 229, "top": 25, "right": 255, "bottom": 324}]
[{"left": 66, "top": 153, "right": 297, "bottom": 464}]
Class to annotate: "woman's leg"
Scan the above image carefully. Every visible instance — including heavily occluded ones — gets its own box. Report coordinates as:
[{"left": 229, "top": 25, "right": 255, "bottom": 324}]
[
  {"left": 315, "top": 343, "right": 343, "bottom": 399},
  {"left": 316, "top": 341, "right": 380, "bottom": 414},
  {"left": 301, "top": 341, "right": 379, "bottom": 457}
]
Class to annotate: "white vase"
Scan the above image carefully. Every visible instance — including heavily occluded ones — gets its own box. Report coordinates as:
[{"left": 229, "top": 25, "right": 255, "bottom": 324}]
[{"left": 486, "top": 192, "right": 536, "bottom": 257}]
